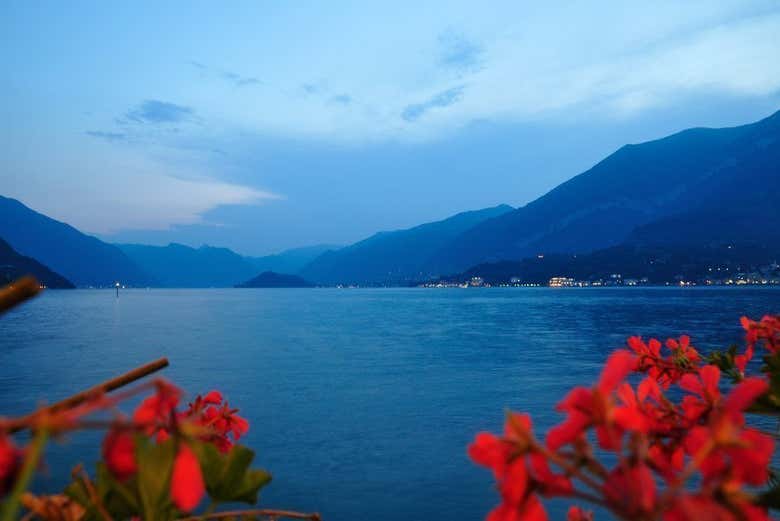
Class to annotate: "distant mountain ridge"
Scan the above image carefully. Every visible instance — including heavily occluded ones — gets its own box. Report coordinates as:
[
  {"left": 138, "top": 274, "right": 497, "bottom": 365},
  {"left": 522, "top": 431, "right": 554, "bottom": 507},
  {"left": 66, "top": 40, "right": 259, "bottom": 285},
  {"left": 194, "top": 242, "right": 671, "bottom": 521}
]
[
  {"left": 236, "top": 271, "right": 314, "bottom": 288},
  {"left": 0, "top": 196, "right": 150, "bottom": 287},
  {"left": 3, "top": 109, "right": 777, "bottom": 288},
  {"left": 247, "top": 244, "right": 341, "bottom": 275},
  {"left": 0, "top": 238, "right": 74, "bottom": 288},
  {"left": 423, "top": 109, "right": 780, "bottom": 275},
  {"left": 118, "top": 243, "right": 259, "bottom": 287},
  {"left": 299, "top": 204, "right": 514, "bottom": 285}
]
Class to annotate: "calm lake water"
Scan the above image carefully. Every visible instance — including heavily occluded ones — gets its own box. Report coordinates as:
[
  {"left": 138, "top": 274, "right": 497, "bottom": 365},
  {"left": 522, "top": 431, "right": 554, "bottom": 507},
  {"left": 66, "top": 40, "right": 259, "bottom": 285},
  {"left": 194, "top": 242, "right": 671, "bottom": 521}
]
[{"left": 1, "top": 287, "right": 778, "bottom": 520}]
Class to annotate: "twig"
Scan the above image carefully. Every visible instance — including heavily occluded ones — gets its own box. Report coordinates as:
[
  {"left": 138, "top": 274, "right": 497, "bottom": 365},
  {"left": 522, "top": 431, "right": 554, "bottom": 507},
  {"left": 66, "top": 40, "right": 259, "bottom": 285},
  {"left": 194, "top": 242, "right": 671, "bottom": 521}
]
[
  {"left": 4, "top": 358, "right": 169, "bottom": 433},
  {"left": 0, "top": 276, "right": 40, "bottom": 315},
  {"left": 178, "top": 509, "right": 321, "bottom": 521},
  {"left": 74, "top": 464, "right": 115, "bottom": 521}
]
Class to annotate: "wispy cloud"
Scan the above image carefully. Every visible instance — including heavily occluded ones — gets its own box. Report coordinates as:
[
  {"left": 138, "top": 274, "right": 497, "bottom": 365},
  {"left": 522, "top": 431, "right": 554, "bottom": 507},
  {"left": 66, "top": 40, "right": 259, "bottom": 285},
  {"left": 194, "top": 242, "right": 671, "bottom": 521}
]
[
  {"left": 438, "top": 29, "right": 483, "bottom": 73},
  {"left": 329, "top": 94, "right": 352, "bottom": 105},
  {"left": 123, "top": 100, "right": 194, "bottom": 124},
  {"left": 301, "top": 83, "right": 320, "bottom": 95},
  {"left": 188, "top": 61, "right": 262, "bottom": 87},
  {"left": 221, "top": 71, "right": 262, "bottom": 87},
  {"left": 402, "top": 86, "right": 465, "bottom": 122}
]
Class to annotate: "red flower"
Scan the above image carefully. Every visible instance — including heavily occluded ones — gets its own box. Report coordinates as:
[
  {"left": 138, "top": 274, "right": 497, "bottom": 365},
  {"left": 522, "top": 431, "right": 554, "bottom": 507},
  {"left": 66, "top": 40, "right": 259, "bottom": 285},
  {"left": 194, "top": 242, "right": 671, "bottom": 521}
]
[
  {"left": 741, "top": 315, "right": 780, "bottom": 352},
  {"left": 203, "top": 390, "right": 223, "bottom": 404},
  {"left": 469, "top": 432, "right": 510, "bottom": 479},
  {"left": 488, "top": 459, "right": 548, "bottom": 521},
  {"left": 547, "top": 350, "right": 637, "bottom": 450},
  {"left": 723, "top": 376, "right": 767, "bottom": 414},
  {"left": 102, "top": 429, "right": 137, "bottom": 482},
  {"left": 133, "top": 380, "right": 181, "bottom": 437},
  {"left": 487, "top": 494, "right": 547, "bottom": 521},
  {"left": 170, "top": 444, "right": 205, "bottom": 512},
  {"left": 185, "top": 392, "right": 250, "bottom": 453},
  {"left": 629, "top": 335, "right": 701, "bottom": 387},
  {"left": 0, "top": 435, "right": 23, "bottom": 496},
  {"left": 566, "top": 506, "right": 593, "bottom": 521},
  {"left": 647, "top": 442, "right": 684, "bottom": 482},
  {"left": 602, "top": 464, "right": 656, "bottom": 519},
  {"left": 528, "top": 453, "right": 572, "bottom": 497}
]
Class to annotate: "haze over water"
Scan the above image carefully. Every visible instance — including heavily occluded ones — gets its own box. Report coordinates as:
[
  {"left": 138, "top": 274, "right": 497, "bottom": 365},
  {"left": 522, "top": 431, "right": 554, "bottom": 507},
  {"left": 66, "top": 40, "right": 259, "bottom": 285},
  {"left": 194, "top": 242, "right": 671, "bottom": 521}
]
[{"left": 1, "top": 287, "right": 778, "bottom": 520}]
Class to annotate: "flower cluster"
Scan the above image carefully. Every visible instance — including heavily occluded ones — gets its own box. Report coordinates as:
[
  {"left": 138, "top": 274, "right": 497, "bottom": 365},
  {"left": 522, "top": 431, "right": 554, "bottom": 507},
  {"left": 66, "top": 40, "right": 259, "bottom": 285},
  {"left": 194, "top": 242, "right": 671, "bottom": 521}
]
[
  {"left": 0, "top": 279, "right": 315, "bottom": 521},
  {"left": 1, "top": 377, "right": 269, "bottom": 521},
  {"left": 470, "top": 314, "right": 780, "bottom": 520},
  {"left": 101, "top": 381, "right": 249, "bottom": 512}
]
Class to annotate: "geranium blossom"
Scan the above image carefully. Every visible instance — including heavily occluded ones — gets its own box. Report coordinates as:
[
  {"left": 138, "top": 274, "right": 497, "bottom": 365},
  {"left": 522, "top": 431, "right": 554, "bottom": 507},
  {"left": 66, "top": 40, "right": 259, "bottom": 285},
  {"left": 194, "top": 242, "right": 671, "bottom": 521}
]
[{"left": 471, "top": 315, "right": 779, "bottom": 521}]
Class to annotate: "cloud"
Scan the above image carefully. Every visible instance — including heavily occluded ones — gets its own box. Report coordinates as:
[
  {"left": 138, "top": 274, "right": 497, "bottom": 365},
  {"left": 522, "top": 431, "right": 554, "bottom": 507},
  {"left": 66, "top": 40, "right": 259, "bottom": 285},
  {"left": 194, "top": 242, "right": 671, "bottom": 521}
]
[
  {"left": 188, "top": 60, "right": 262, "bottom": 87},
  {"left": 221, "top": 71, "right": 262, "bottom": 87},
  {"left": 4, "top": 137, "right": 282, "bottom": 235},
  {"left": 401, "top": 86, "right": 465, "bottom": 122},
  {"left": 85, "top": 130, "right": 126, "bottom": 142},
  {"left": 438, "top": 29, "right": 483, "bottom": 72},
  {"left": 329, "top": 94, "right": 352, "bottom": 105},
  {"left": 189, "top": 4, "right": 780, "bottom": 143},
  {"left": 301, "top": 83, "right": 320, "bottom": 95},
  {"left": 124, "top": 100, "right": 194, "bottom": 124}
]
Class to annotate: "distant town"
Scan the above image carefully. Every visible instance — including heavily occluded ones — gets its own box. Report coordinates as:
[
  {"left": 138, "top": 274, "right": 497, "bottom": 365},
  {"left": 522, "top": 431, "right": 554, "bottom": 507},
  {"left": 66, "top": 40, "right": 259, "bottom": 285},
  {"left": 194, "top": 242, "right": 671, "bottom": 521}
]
[{"left": 419, "top": 261, "right": 780, "bottom": 288}]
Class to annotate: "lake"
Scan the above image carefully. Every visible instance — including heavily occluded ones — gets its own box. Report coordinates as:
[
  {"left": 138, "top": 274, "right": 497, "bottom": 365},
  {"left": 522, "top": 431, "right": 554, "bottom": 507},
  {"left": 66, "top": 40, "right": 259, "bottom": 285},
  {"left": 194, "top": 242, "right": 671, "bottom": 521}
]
[{"left": 1, "top": 287, "right": 778, "bottom": 520}]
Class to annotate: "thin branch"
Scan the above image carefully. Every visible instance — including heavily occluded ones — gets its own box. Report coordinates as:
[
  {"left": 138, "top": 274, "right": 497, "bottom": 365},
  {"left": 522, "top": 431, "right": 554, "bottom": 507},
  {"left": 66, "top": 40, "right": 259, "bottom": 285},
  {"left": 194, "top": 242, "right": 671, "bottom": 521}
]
[
  {"left": 74, "top": 465, "right": 114, "bottom": 521},
  {"left": 0, "top": 276, "right": 40, "bottom": 315},
  {"left": 3, "top": 358, "right": 169, "bottom": 433}
]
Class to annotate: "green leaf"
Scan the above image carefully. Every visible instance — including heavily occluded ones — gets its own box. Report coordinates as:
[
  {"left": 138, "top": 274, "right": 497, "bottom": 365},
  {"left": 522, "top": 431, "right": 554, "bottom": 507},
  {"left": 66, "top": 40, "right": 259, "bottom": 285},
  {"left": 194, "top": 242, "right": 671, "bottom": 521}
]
[
  {"left": 231, "top": 468, "right": 272, "bottom": 504},
  {"left": 191, "top": 442, "right": 271, "bottom": 505},
  {"left": 218, "top": 445, "right": 256, "bottom": 496},
  {"left": 95, "top": 462, "right": 139, "bottom": 518},
  {"left": 192, "top": 441, "right": 223, "bottom": 493},
  {"left": 135, "top": 435, "right": 176, "bottom": 521}
]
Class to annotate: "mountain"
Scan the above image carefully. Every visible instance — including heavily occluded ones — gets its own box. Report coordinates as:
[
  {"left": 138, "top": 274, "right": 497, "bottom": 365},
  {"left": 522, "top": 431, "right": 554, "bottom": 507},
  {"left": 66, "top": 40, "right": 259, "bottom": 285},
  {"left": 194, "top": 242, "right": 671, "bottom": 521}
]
[
  {"left": 424, "top": 109, "right": 780, "bottom": 274},
  {"left": 299, "top": 204, "right": 514, "bottom": 285},
  {"left": 450, "top": 241, "right": 780, "bottom": 286},
  {"left": 246, "top": 244, "right": 341, "bottom": 275},
  {"left": 0, "top": 238, "right": 75, "bottom": 288},
  {"left": 118, "top": 243, "right": 258, "bottom": 287},
  {"left": 0, "top": 196, "right": 150, "bottom": 287},
  {"left": 236, "top": 271, "right": 314, "bottom": 288}
]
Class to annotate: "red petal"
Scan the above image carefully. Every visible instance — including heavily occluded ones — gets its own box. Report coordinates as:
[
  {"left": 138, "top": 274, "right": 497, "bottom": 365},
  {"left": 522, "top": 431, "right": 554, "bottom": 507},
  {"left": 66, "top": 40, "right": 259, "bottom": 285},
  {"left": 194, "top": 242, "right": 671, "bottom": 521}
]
[
  {"left": 468, "top": 433, "right": 508, "bottom": 478},
  {"left": 546, "top": 412, "right": 589, "bottom": 450},
  {"left": 171, "top": 444, "right": 205, "bottom": 512},
  {"left": 598, "top": 351, "right": 637, "bottom": 393},
  {"left": 102, "top": 429, "right": 137, "bottom": 482},
  {"left": 203, "top": 391, "right": 223, "bottom": 405},
  {"left": 725, "top": 377, "right": 768, "bottom": 413},
  {"left": 500, "top": 459, "right": 529, "bottom": 504}
]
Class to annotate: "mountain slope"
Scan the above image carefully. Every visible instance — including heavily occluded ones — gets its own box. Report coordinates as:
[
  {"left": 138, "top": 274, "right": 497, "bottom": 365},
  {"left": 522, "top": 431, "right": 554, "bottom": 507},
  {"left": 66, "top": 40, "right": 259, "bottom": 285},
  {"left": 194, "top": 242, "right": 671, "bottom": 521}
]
[
  {"left": 118, "top": 243, "right": 258, "bottom": 287},
  {"left": 425, "top": 109, "right": 780, "bottom": 273},
  {"left": 0, "top": 238, "right": 75, "bottom": 288},
  {"left": 0, "top": 196, "right": 150, "bottom": 287},
  {"left": 451, "top": 241, "right": 780, "bottom": 286},
  {"left": 299, "top": 204, "right": 513, "bottom": 285},
  {"left": 246, "top": 244, "right": 341, "bottom": 275},
  {"left": 236, "top": 271, "right": 314, "bottom": 288}
]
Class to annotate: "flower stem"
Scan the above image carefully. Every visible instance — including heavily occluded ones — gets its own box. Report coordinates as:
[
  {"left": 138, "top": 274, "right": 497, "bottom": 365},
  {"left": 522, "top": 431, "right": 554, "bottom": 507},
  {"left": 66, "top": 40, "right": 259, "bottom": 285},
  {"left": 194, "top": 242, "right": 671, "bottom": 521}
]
[{"left": 1, "top": 429, "right": 49, "bottom": 521}]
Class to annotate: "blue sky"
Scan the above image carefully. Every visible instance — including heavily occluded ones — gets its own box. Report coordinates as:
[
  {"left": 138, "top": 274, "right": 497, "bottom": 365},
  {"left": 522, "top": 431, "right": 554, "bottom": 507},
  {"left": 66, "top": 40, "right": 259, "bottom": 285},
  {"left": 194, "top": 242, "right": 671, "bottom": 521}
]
[{"left": 2, "top": 1, "right": 780, "bottom": 255}]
